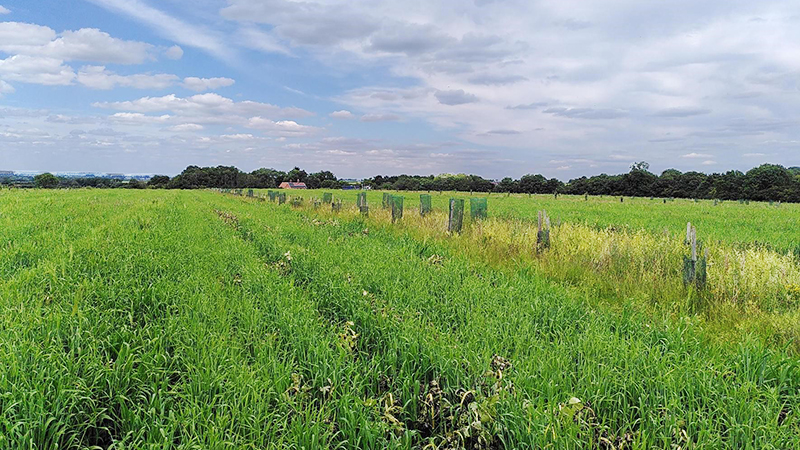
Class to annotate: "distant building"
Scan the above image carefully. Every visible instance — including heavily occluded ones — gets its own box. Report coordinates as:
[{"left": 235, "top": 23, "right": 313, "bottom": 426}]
[{"left": 279, "top": 181, "right": 307, "bottom": 189}]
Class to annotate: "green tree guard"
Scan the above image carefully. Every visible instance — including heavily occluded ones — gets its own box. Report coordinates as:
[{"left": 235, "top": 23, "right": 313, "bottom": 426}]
[
  {"left": 323, "top": 192, "right": 332, "bottom": 204},
  {"left": 537, "top": 210, "right": 551, "bottom": 252},
  {"left": 470, "top": 197, "right": 487, "bottom": 220},
  {"left": 420, "top": 194, "right": 432, "bottom": 216},
  {"left": 391, "top": 196, "right": 404, "bottom": 223},
  {"left": 247, "top": 189, "right": 254, "bottom": 197},
  {"left": 278, "top": 193, "right": 286, "bottom": 205},
  {"left": 448, "top": 198, "right": 464, "bottom": 233}
]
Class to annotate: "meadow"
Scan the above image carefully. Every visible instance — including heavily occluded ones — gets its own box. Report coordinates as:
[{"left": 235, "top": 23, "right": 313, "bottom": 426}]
[
  {"left": 273, "top": 189, "right": 800, "bottom": 253},
  {"left": 0, "top": 188, "right": 798, "bottom": 449}
]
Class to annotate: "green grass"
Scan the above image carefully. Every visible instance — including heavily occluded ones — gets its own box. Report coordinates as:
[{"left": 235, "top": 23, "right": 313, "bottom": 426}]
[
  {"left": 1, "top": 189, "right": 799, "bottom": 448},
  {"left": 268, "top": 189, "right": 800, "bottom": 253}
]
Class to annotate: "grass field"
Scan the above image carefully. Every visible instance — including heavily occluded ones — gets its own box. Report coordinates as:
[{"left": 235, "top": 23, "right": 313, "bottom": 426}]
[
  {"left": 1, "top": 188, "right": 799, "bottom": 449},
  {"left": 265, "top": 189, "right": 800, "bottom": 252}
]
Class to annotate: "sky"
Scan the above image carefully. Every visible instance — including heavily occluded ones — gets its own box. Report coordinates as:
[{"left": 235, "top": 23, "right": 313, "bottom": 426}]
[{"left": 1, "top": 0, "right": 799, "bottom": 179}]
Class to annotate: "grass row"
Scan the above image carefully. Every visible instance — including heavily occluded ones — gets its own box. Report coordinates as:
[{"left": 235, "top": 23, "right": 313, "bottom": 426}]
[
  {"left": 249, "top": 190, "right": 800, "bottom": 348},
  {"left": 1, "top": 188, "right": 798, "bottom": 448},
  {"left": 216, "top": 192, "right": 800, "bottom": 448},
  {"left": 261, "top": 189, "right": 800, "bottom": 253}
]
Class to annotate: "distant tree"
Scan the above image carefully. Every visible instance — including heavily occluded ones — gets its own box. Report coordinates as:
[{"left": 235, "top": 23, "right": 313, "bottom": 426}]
[
  {"left": 147, "top": 175, "right": 171, "bottom": 188},
  {"left": 82, "top": 161, "right": 800, "bottom": 202},
  {"left": 495, "top": 177, "right": 518, "bottom": 193},
  {"left": 621, "top": 163, "right": 657, "bottom": 196},
  {"left": 519, "top": 174, "right": 548, "bottom": 193},
  {"left": 745, "top": 164, "right": 795, "bottom": 201},
  {"left": 127, "top": 179, "right": 146, "bottom": 189},
  {"left": 320, "top": 179, "right": 342, "bottom": 189},
  {"left": 713, "top": 170, "right": 745, "bottom": 200},
  {"left": 306, "top": 170, "right": 337, "bottom": 189},
  {"left": 544, "top": 177, "right": 564, "bottom": 194},
  {"left": 250, "top": 168, "right": 285, "bottom": 188},
  {"left": 654, "top": 169, "right": 682, "bottom": 197},
  {"left": 34, "top": 173, "right": 59, "bottom": 189},
  {"left": 58, "top": 178, "right": 79, "bottom": 189},
  {"left": 673, "top": 171, "right": 707, "bottom": 198},
  {"left": 394, "top": 176, "right": 422, "bottom": 191},
  {"left": 564, "top": 176, "right": 589, "bottom": 195},
  {"left": 286, "top": 167, "right": 308, "bottom": 183}
]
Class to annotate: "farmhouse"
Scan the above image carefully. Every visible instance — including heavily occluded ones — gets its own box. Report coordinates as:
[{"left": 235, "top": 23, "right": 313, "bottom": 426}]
[{"left": 279, "top": 181, "right": 307, "bottom": 189}]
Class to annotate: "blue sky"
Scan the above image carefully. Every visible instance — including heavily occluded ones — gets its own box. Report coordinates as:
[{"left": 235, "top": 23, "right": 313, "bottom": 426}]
[{"left": 1, "top": 0, "right": 799, "bottom": 178}]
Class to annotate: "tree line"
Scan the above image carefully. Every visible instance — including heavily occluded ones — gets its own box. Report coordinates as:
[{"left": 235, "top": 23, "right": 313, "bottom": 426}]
[{"left": 13, "top": 162, "right": 800, "bottom": 202}]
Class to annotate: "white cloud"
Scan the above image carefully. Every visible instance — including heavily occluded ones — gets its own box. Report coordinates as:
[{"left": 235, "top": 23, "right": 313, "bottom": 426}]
[
  {"left": 37, "top": 28, "right": 153, "bottom": 64},
  {"left": 0, "top": 6, "right": 10, "bottom": 14},
  {"left": 0, "top": 22, "right": 56, "bottom": 51},
  {"left": 0, "top": 24, "right": 154, "bottom": 64},
  {"left": 164, "top": 45, "right": 183, "bottom": 60},
  {"left": 94, "top": 93, "right": 313, "bottom": 123},
  {"left": 367, "top": 149, "right": 396, "bottom": 155},
  {"left": 181, "top": 77, "right": 235, "bottom": 92},
  {"left": 247, "top": 116, "right": 321, "bottom": 136},
  {"left": 85, "top": 0, "right": 233, "bottom": 61},
  {"left": 323, "top": 149, "right": 356, "bottom": 156},
  {"left": 435, "top": 89, "right": 479, "bottom": 106},
  {"left": 77, "top": 66, "right": 179, "bottom": 90},
  {"left": 236, "top": 27, "right": 293, "bottom": 56},
  {"left": 109, "top": 112, "right": 171, "bottom": 124},
  {"left": 329, "top": 110, "right": 355, "bottom": 119},
  {"left": 208, "top": 0, "right": 800, "bottom": 177},
  {"left": 166, "top": 123, "right": 204, "bottom": 132},
  {"left": 701, "top": 160, "right": 717, "bottom": 165},
  {"left": 7, "top": 0, "right": 800, "bottom": 178},
  {"left": 0, "top": 79, "right": 14, "bottom": 95},
  {"left": 361, "top": 113, "right": 401, "bottom": 122},
  {"left": 0, "top": 55, "right": 75, "bottom": 85},
  {"left": 743, "top": 152, "right": 766, "bottom": 157}
]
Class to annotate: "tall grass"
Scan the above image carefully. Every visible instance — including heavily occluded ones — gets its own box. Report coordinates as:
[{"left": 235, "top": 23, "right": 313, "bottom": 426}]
[
  {"left": 218, "top": 191, "right": 800, "bottom": 448},
  {"left": 282, "top": 189, "right": 800, "bottom": 251},
  {"left": 1, "top": 188, "right": 799, "bottom": 448},
  {"left": 269, "top": 190, "right": 800, "bottom": 347}
]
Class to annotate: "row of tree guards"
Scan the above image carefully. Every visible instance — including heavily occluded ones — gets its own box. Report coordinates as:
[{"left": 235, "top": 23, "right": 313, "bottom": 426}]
[
  {"left": 233, "top": 190, "right": 495, "bottom": 233},
  {"left": 217, "top": 188, "right": 709, "bottom": 291},
  {"left": 220, "top": 189, "right": 544, "bottom": 238}
]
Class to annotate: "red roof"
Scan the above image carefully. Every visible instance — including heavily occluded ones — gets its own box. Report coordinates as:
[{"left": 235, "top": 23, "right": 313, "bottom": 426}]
[{"left": 279, "top": 181, "right": 307, "bottom": 189}]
